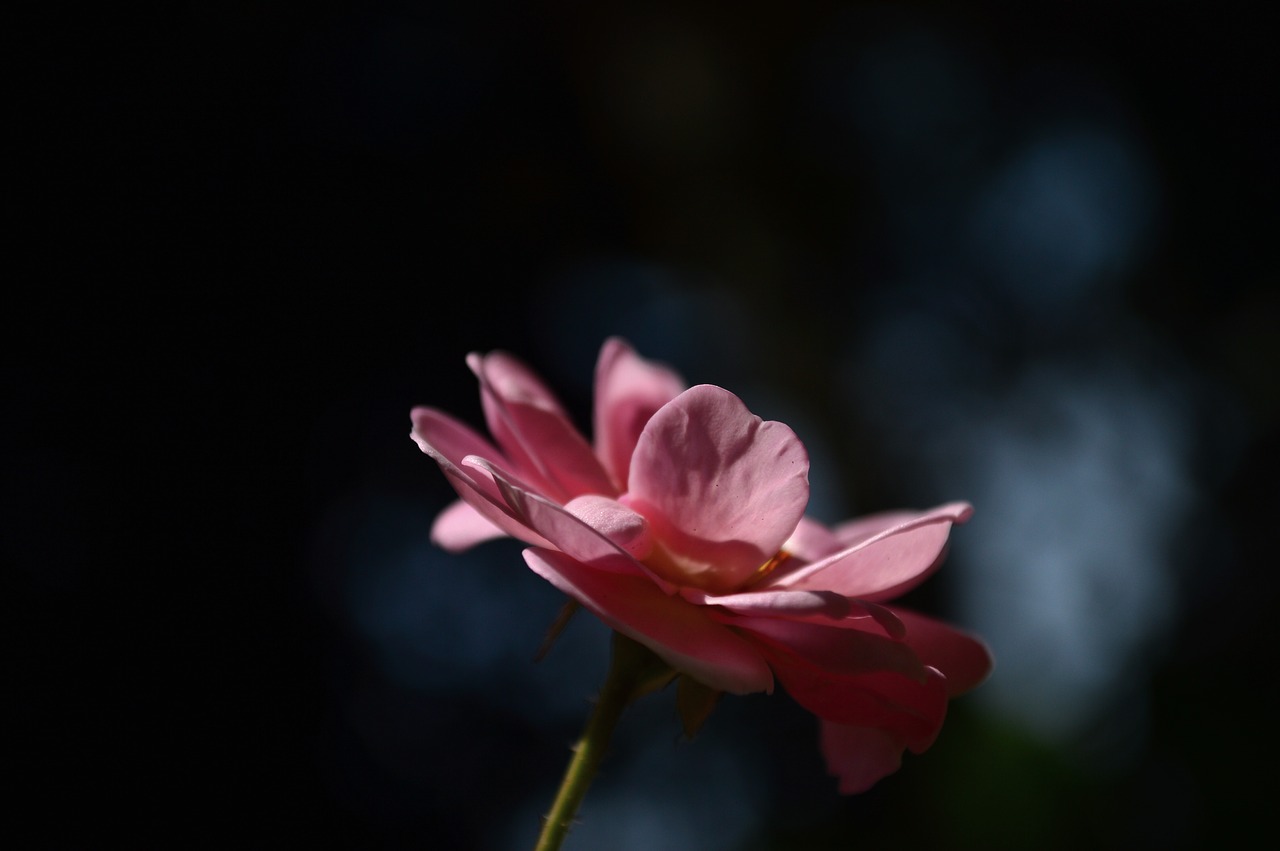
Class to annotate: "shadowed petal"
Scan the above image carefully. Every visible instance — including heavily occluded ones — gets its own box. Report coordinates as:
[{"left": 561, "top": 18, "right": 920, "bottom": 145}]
[
  {"left": 626, "top": 385, "right": 810, "bottom": 593},
  {"left": 893, "top": 608, "right": 994, "bottom": 696},
  {"left": 745, "top": 624, "right": 947, "bottom": 751},
  {"left": 820, "top": 723, "right": 907, "bottom": 794},
  {"left": 767, "top": 503, "right": 972, "bottom": 601},
  {"left": 593, "top": 338, "right": 686, "bottom": 490},
  {"left": 732, "top": 617, "right": 927, "bottom": 682},
  {"left": 524, "top": 548, "right": 775, "bottom": 695}
]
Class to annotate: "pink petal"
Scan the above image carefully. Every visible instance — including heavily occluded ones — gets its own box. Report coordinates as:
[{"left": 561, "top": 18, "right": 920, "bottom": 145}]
[
  {"left": 470, "top": 348, "right": 561, "bottom": 404},
  {"left": 892, "top": 608, "right": 994, "bottom": 696},
  {"left": 625, "top": 385, "right": 810, "bottom": 593},
  {"left": 692, "top": 586, "right": 906, "bottom": 638},
  {"left": 411, "top": 408, "right": 550, "bottom": 547},
  {"left": 469, "top": 351, "right": 617, "bottom": 501},
  {"left": 430, "top": 498, "right": 508, "bottom": 552},
  {"left": 846, "top": 600, "right": 909, "bottom": 639},
  {"left": 442, "top": 467, "right": 553, "bottom": 549},
  {"left": 684, "top": 588, "right": 853, "bottom": 619},
  {"left": 783, "top": 517, "right": 842, "bottom": 561},
  {"left": 411, "top": 406, "right": 506, "bottom": 503},
  {"left": 732, "top": 616, "right": 926, "bottom": 682},
  {"left": 466, "top": 457, "right": 669, "bottom": 588},
  {"left": 820, "top": 722, "right": 906, "bottom": 794},
  {"left": 592, "top": 338, "right": 686, "bottom": 490},
  {"left": 744, "top": 623, "right": 947, "bottom": 750},
  {"left": 523, "top": 547, "right": 775, "bottom": 695},
  {"left": 833, "top": 510, "right": 926, "bottom": 548},
  {"left": 767, "top": 502, "right": 972, "bottom": 602},
  {"left": 564, "top": 494, "right": 653, "bottom": 560}
]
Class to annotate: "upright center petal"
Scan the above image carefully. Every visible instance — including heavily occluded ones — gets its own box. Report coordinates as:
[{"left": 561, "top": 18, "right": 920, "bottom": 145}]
[{"left": 624, "top": 385, "right": 810, "bottom": 593}]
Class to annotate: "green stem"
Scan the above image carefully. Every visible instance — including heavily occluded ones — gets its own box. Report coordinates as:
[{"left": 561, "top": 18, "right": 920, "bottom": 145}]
[{"left": 533, "top": 633, "right": 674, "bottom": 851}]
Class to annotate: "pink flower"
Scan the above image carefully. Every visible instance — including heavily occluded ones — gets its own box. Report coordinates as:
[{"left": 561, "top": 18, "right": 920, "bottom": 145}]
[{"left": 411, "top": 338, "right": 991, "bottom": 793}]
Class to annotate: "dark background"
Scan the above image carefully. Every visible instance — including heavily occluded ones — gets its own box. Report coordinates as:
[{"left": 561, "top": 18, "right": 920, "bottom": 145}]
[{"left": 12, "top": 1, "right": 1276, "bottom": 847}]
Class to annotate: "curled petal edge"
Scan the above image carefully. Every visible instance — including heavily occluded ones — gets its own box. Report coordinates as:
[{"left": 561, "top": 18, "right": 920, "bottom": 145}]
[
  {"left": 689, "top": 587, "right": 906, "bottom": 639},
  {"left": 767, "top": 502, "right": 973, "bottom": 601},
  {"left": 411, "top": 408, "right": 551, "bottom": 549},
  {"left": 467, "top": 457, "right": 677, "bottom": 592}
]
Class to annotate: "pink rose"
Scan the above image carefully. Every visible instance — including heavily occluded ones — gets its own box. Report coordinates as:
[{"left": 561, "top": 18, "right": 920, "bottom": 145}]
[{"left": 412, "top": 338, "right": 991, "bottom": 792}]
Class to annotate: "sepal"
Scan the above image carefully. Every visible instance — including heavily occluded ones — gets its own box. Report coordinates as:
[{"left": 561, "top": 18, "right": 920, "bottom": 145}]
[{"left": 676, "top": 674, "right": 722, "bottom": 739}]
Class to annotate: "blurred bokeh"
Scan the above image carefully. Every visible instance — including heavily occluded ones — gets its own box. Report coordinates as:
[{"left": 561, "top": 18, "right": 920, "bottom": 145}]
[{"left": 12, "top": 1, "right": 1276, "bottom": 848}]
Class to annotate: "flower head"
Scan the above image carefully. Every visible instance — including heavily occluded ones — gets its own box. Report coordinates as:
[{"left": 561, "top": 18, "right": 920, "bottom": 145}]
[{"left": 412, "top": 338, "right": 991, "bottom": 792}]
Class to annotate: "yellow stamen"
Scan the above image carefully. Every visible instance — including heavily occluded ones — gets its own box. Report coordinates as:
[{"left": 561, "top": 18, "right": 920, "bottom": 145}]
[{"left": 745, "top": 550, "right": 791, "bottom": 588}]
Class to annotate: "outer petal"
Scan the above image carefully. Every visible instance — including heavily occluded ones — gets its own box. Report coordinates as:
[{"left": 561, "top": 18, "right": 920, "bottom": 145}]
[
  {"left": 444, "top": 468, "right": 555, "bottom": 549},
  {"left": 467, "top": 457, "right": 676, "bottom": 591},
  {"left": 430, "top": 498, "right": 508, "bottom": 552},
  {"left": 732, "top": 616, "right": 927, "bottom": 682},
  {"left": 820, "top": 722, "right": 907, "bottom": 794},
  {"left": 523, "top": 547, "right": 775, "bottom": 695},
  {"left": 893, "top": 608, "right": 993, "bottom": 696},
  {"left": 411, "top": 407, "right": 551, "bottom": 547},
  {"left": 766, "top": 502, "right": 972, "bottom": 602},
  {"left": 411, "top": 406, "right": 506, "bottom": 502},
  {"left": 625, "top": 385, "right": 810, "bottom": 593},
  {"left": 592, "top": 338, "right": 686, "bottom": 490},
  {"left": 469, "top": 351, "right": 617, "bottom": 501},
  {"left": 744, "top": 623, "right": 947, "bottom": 751}
]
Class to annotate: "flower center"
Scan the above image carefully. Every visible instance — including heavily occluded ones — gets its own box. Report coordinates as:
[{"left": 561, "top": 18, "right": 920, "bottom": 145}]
[{"left": 743, "top": 550, "right": 791, "bottom": 589}]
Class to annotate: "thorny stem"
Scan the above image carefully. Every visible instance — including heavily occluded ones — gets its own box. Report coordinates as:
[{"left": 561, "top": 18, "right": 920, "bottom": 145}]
[{"left": 532, "top": 632, "right": 673, "bottom": 851}]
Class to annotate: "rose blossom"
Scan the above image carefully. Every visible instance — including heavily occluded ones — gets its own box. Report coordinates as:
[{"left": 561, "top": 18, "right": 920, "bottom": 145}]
[{"left": 411, "top": 338, "right": 991, "bottom": 792}]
